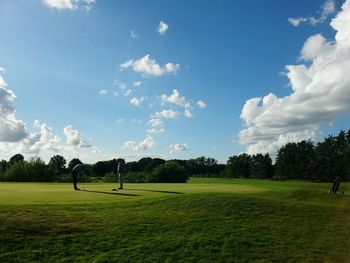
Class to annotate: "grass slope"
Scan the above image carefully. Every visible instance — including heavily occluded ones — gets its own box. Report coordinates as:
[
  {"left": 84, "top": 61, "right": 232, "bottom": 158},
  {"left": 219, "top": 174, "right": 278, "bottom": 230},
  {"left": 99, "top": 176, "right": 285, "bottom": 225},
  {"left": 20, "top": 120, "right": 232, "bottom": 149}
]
[{"left": 0, "top": 179, "right": 349, "bottom": 262}]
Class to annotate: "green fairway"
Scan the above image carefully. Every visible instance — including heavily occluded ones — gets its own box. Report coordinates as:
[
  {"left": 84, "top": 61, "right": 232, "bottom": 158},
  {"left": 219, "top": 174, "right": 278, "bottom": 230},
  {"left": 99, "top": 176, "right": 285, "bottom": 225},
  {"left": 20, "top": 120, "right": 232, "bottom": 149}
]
[{"left": 0, "top": 179, "right": 349, "bottom": 262}]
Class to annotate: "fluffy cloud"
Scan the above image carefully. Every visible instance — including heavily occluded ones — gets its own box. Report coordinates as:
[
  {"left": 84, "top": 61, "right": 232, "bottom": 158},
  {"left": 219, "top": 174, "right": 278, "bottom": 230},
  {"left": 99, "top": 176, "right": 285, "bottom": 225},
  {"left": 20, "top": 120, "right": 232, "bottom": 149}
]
[
  {"left": 43, "top": 0, "right": 96, "bottom": 10},
  {"left": 157, "top": 21, "right": 169, "bottom": 35},
  {"left": 120, "top": 54, "right": 180, "bottom": 77},
  {"left": 184, "top": 108, "right": 193, "bottom": 118},
  {"left": 148, "top": 118, "right": 163, "bottom": 127},
  {"left": 161, "top": 89, "right": 188, "bottom": 107},
  {"left": 169, "top": 143, "right": 189, "bottom": 154},
  {"left": 239, "top": 0, "right": 350, "bottom": 155},
  {"left": 63, "top": 125, "right": 91, "bottom": 148},
  {"left": 0, "top": 71, "right": 27, "bottom": 142},
  {"left": 160, "top": 89, "right": 194, "bottom": 118},
  {"left": 288, "top": 0, "right": 336, "bottom": 26},
  {"left": 130, "top": 97, "right": 145, "bottom": 106},
  {"left": 196, "top": 100, "right": 207, "bottom": 109},
  {"left": 122, "top": 136, "right": 156, "bottom": 151},
  {"left": 155, "top": 109, "right": 180, "bottom": 119},
  {"left": 43, "top": 0, "right": 95, "bottom": 10}
]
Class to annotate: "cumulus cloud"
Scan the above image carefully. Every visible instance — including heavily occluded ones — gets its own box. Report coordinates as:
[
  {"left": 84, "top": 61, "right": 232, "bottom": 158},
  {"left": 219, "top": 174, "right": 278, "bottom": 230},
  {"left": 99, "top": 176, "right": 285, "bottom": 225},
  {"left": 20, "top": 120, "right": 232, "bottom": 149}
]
[
  {"left": 155, "top": 109, "right": 180, "bottom": 119},
  {"left": 148, "top": 118, "right": 163, "bottom": 127},
  {"left": 288, "top": 0, "right": 336, "bottom": 26},
  {"left": 160, "top": 89, "right": 196, "bottom": 118},
  {"left": 130, "top": 97, "right": 145, "bottom": 106},
  {"left": 120, "top": 54, "right": 180, "bottom": 77},
  {"left": 161, "top": 89, "right": 188, "bottom": 107},
  {"left": 169, "top": 143, "right": 189, "bottom": 154},
  {"left": 239, "top": 0, "right": 350, "bottom": 155},
  {"left": 122, "top": 136, "right": 156, "bottom": 151},
  {"left": 157, "top": 21, "right": 169, "bottom": 35},
  {"left": 43, "top": 0, "right": 95, "bottom": 10},
  {"left": 196, "top": 100, "right": 207, "bottom": 109},
  {"left": 0, "top": 71, "right": 27, "bottom": 142},
  {"left": 184, "top": 108, "right": 193, "bottom": 118},
  {"left": 63, "top": 125, "right": 91, "bottom": 148}
]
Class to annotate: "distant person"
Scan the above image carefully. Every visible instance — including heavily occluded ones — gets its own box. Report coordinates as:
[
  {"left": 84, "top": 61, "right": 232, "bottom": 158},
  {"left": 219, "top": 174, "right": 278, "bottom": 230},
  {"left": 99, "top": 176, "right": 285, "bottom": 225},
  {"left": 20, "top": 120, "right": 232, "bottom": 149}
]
[
  {"left": 117, "top": 159, "right": 126, "bottom": 190},
  {"left": 331, "top": 176, "right": 341, "bottom": 193},
  {"left": 72, "top": 163, "right": 85, "bottom": 191}
]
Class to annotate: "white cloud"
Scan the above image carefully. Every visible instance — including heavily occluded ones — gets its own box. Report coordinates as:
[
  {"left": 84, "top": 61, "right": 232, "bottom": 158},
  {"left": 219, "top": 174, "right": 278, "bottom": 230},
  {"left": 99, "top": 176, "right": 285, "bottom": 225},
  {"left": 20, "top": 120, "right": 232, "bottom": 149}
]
[
  {"left": 288, "top": 0, "right": 336, "bottom": 26},
  {"left": 157, "top": 21, "right": 169, "bottom": 35},
  {"left": 131, "top": 30, "right": 139, "bottom": 39},
  {"left": 133, "top": 81, "right": 142, "bottom": 87},
  {"left": 148, "top": 118, "right": 163, "bottom": 127},
  {"left": 63, "top": 125, "right": 91, "bottom": 148},
  {"left": 43, "top": 0, "right": 95, "bottom": 10},
  {"left": 155, "top": 109, "right": 180, "bottom": 119},
  {"left": 114, "top": 80, "right": 127, "bottom": 90},
  {"left": 184, "top": 108, "right": 193, "bottom": 118},
  {"left": 120, "top": 54, "right": 180, "bottom": 77},
  {"left": 147, "top": 128, "right": 165, "bottom": 135},
  {"left": 0, "top": 72, "right": 27, "bottom": 142},
  {"left": 196, "top": 100, "right": 207, "bottom": 109},
  {"left": 124, "top": 89, "right": 132, "bottom": 96},
  {"left": 169, "top": 143, "right": 189, "bottom": 154},
  {"left": 130, "top": 97, "right": 145, "bottom": 106},
  {"left": 161, "top": 89, "right": 188, "bottom": 107},
  {"left": 122, "top": 136, "right": 156, "bottom": 151},
  {"left": 239, "top": 0, "right": 350, "bottom": 155},
  {"left": 99, "top": 89, "right": 108, "bottom": 95}
]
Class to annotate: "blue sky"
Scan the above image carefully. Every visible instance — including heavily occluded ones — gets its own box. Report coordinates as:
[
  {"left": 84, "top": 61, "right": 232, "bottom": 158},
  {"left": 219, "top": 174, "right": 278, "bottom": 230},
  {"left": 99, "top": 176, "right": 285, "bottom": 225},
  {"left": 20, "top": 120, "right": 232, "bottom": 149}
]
[{"left": 1, "top": 0, "right": 350, "bottom": 163}]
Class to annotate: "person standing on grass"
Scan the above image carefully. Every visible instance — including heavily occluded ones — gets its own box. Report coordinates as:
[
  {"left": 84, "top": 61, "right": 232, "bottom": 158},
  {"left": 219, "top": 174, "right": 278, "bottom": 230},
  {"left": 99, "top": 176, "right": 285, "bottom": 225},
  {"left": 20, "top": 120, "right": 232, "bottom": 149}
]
[
  {"left": 72, "top": 163, "right": 85, "bottom": 191},
  {"left": 117, "top": 159, "right": 126, "bottom": 190}
]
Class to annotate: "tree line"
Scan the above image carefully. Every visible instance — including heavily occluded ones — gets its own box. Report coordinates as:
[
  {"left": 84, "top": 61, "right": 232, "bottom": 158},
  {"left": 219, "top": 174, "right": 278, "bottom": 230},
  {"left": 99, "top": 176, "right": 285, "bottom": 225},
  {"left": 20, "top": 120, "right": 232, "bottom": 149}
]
[{"left": 0, "top": 129, "right": 349, "bottom": 183}]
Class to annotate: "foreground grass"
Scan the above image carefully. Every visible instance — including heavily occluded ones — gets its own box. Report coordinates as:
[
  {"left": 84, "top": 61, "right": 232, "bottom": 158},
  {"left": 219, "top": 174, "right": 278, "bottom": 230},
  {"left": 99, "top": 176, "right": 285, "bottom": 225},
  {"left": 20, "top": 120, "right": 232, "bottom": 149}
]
[{"left": 0, "top": 179, "right": 349, "bottom": 262}]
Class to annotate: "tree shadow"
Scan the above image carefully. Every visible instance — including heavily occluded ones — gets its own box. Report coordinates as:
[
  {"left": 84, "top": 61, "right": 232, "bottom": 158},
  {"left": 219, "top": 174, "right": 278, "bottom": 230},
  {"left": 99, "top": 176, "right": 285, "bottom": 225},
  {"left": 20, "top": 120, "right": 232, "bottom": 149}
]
[
  {"left": 125, "top": 188, "right": 184, "bottom": 195},
  {"left": 82, "top": 189, "right": 141, "bottom": 197}
]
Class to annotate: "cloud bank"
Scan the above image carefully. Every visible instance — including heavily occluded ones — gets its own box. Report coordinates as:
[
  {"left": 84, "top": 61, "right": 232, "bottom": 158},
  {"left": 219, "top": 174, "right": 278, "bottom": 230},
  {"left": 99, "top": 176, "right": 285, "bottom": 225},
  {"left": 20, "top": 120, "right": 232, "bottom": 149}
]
[{"left": 239, "top": 0, "right": 350, "bottom": 155}]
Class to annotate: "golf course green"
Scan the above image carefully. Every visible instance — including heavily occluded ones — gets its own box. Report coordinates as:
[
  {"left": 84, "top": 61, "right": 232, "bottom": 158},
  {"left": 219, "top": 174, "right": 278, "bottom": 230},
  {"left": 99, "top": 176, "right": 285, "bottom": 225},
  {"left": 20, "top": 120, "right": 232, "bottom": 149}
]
[{"left": 0, "top": 178, "right": 349, "bottom": 262}]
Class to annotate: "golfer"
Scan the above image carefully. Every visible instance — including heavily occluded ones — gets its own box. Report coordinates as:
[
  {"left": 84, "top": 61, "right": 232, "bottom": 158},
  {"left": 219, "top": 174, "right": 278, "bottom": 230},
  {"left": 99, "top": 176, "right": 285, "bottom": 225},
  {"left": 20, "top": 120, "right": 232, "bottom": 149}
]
[
  {"left": 72, "top": 163, "right": 85, "bottom": 191},
  {"left": 117, "top": 159, "right": 125, "bottom": 190}
]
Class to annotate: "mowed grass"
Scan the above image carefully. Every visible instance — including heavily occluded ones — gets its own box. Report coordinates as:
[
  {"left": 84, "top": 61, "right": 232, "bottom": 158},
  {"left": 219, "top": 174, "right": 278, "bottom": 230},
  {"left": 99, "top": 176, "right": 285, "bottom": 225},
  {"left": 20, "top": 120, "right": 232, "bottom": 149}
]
[{"left": 0, "top": 179, "right": 350, "bottom": 262}]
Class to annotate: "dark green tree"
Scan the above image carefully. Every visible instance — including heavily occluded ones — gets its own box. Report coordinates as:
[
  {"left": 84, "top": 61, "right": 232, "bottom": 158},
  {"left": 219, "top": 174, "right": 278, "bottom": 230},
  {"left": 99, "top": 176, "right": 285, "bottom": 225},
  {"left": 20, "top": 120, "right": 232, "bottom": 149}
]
[{"left": 9, "top": 154, "right": 24, "bottom": 165}]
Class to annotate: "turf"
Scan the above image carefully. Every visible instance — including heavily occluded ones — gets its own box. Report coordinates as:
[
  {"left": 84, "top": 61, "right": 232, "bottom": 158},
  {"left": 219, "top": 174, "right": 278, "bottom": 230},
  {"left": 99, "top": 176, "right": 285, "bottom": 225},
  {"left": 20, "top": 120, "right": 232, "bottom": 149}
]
[{"left": 0, "top": 178, "right": 349, "bottom": 262}]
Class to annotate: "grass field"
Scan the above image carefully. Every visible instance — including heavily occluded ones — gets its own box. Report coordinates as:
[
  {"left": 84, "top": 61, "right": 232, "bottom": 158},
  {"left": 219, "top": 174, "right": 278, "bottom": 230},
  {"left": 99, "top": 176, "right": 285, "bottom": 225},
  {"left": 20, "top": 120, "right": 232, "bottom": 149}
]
[{"left": 0, "top": 178, "right": 349, "bottom": 262}]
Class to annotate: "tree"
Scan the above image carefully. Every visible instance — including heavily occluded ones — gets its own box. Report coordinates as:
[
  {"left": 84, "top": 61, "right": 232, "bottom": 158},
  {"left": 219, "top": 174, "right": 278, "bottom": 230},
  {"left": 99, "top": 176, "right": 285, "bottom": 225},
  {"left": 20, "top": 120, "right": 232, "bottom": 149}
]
[
  {"left": 226, "top": 154, "right": 251, "bottom": 178},
  {"left": 249, "top": 153, "right": 274, "bottom": 179},
  {"left": 9, "top": 154, "right": 24, "bottom": 165},
  {"left": 147, "top": 161, "right": 189, "bottom": 183},
  {"left": 49, "top": 155, "right": 66, "bottom": 173}
]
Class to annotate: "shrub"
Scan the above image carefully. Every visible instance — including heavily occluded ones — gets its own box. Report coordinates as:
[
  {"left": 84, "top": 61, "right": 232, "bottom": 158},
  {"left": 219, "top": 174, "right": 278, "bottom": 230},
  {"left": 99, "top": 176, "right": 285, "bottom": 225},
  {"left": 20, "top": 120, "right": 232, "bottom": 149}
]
[{"left": 147, "top": 161, "right": 189, "bottom": 183}]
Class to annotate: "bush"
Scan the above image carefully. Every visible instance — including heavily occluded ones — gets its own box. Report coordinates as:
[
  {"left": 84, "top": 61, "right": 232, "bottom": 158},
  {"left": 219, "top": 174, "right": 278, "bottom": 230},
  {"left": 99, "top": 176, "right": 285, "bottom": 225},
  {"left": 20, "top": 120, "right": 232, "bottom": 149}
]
[
  {"left": 104, "top": 172, "right": 118, "bottom": 183},
  {"left": 125, "top": 171, "right": 147, "bottom": 183},
  {"left": 147, "top": 161, "right": 189, "bottom": 183}
]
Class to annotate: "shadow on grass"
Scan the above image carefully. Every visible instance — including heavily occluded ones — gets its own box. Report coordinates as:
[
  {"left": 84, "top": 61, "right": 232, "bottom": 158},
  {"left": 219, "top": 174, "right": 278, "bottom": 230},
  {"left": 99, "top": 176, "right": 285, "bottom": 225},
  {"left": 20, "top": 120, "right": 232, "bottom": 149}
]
[
  {"left": 125, "top": 188, "right": 184, "bottom": 195},
  {"left": 81, "top": 189, "right": 141, "bottom": 197}
]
